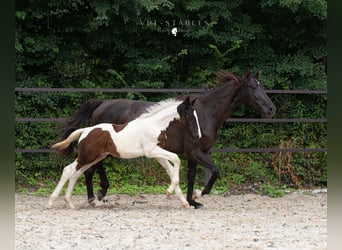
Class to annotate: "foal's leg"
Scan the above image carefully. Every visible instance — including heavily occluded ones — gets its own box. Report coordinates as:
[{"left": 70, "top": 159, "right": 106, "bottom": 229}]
[
  {"left": 156, "top": 158, "right": 174, "bottom": 179},
  {"left": 156, "top": 158, "right": 175, "bottom": 196},
  {"left": 150, "top": 150, "right": 180, "bottom": 194},
  {"left": 158, "top": 158, "right": 191, "bottom": 208},
  {"left": 64, "top": 169, "right": 85, "bottom": 209},
  {"left": 48, "top": 160, "right": 77, "bottom": 208},
  {"left": 64, "top": 158, "right": 107, "bottom": 209},
  {"left": 156, "top": 158, "right": 189, "bottom": 208},
  {"left": 148, "top": 147, "right": 189, "bottom": 208}
]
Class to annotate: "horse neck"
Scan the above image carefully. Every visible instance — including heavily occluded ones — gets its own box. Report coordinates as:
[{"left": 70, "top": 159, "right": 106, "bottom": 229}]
[
  {"left": 135, "top": 104, "right": 180, "bottom": 129},
  {"left": 199, "top": 81, "right": 241, "bottom": 130}
]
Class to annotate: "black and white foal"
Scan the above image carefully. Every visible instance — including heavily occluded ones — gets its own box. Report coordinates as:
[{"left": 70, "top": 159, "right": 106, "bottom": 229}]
[{"left": 48, "top": 97, "right": 201, "bottom": 209}]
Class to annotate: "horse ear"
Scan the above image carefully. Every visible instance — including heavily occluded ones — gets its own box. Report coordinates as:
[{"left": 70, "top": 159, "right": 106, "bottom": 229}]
[
  {"left": 191, "top": 97, "right": 197, "bottom": 106},
  {"left": 256, "top": 70, "right": 262, "bottom": 79},
  {"left": 245, "top": 68, "right": 251, "bottom": 76},
  {"left": 185, "top": 96, "right": 191, "bottom": 105},
  {"left": 178, "top": 96, "right": 190, "bottom": 115}
]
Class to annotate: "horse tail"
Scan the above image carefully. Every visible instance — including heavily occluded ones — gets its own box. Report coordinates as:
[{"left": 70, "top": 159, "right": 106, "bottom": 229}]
[
  {"left": 59, "top": 99, "right": 103, "bottom": 156},
  {"left": 52, "top": 128, "right": 85, "bottom": 155}
]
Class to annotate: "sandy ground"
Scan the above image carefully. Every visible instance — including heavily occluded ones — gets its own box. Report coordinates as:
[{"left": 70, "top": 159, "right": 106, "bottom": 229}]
[{"left": 15, "top": 191, "right": 327, "bottom": 250}]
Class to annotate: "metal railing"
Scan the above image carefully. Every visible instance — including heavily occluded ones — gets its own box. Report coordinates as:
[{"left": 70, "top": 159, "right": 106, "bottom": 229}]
[{"left": 15, "top": 87, "right": 327, "bottom": 154}]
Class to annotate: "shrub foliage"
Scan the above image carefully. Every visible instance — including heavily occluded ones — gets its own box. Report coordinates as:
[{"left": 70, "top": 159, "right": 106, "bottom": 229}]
[{"left": 15, "top": 0, "right": 327, "bottom": 193}]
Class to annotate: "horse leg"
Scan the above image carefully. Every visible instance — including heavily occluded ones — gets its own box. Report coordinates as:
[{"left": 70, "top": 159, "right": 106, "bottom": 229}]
[
  {"left": 156, "top": 158, "right": 189, "bottom": 208},
  {"left": 190, "top": 150, "right": 220, "bottom": 200},
  {"left": 186, "top": 160, "right": 204, "bottom": 209},
  {"left": 84, "top": 165, "right": 97, "bottom": 203},
  {"left": 65, "top": 159, "right": 105, "bottom": 209},
  {"left": 96, "top": 161, "right": 109, "bottom": 201},
  {"left": 64, "top": 169, "right": 84, "bottom": 209},
  {"left": 154, "top": 152, "right": 179, "bottom": 194},
  {"left": 48, "top": 160, "right": 77, "bottom": 208},
  {"left": 147, "top": 147, "right": 189, "bottom": 208},
  {"left": 156, "top": 158, "right": 173, "bottom": 197},
  {"left": 84, "top": 161, "right": 109, "bottom": 204},
  {"left": 156, "top": 158, "right": 173, "bottom": 178}
]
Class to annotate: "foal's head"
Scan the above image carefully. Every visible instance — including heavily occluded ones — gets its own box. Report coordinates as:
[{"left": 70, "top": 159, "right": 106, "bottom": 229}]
[
  {"left": 177, "top": 97, "right": 201, "bottom": 140},
  {"left": 239, "top": 69, "right": 276, "bottom": 118}
]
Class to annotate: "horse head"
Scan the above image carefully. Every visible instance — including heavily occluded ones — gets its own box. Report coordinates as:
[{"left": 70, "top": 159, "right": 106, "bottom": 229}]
[
  {"left": 177, "top": 96, "right": 201, "bottom": 140},
  {"left": 239, "top": 69, "right": 276, "bottom": 118}
]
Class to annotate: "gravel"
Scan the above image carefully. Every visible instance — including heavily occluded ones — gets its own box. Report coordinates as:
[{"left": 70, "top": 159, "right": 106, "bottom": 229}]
[{"left": 15, "top": 191, "right": 327, "bottom": 250}]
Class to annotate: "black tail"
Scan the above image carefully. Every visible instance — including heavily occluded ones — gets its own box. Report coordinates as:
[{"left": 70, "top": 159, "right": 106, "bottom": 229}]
[{"left": 59, "top": 98, "right": 103, "bottom": 157}]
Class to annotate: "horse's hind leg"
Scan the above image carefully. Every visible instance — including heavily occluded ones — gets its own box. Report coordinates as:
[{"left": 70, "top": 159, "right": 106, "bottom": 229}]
[
  {"left": 48, "top": 160, "right": 77, "bottom": 208},
  {"left": 64, "top": 169, "right": 84, "bottom": 209},
  {"left": 96, "top": 161, "right": 109, "bottom": 201},
  {"left": 84, "top": 165, "right": 97, "bottom": 203},
  {"left": 84, "top": 161, "right": 109, "bottom": 203}
]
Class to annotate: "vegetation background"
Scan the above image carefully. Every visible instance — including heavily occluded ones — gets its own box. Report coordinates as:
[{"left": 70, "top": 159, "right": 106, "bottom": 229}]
[{"left": 15, "top": 0, "right": 327, "bottom": 196}]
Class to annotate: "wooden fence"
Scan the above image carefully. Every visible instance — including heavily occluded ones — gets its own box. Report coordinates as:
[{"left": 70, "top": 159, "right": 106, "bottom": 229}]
[{"left": 15, "top": 87, "right": 327, "bottom": 154}]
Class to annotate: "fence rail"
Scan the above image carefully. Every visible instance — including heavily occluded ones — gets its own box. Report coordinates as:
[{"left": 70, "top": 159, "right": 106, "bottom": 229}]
[
  {"left": 15, "top": 117, "right": 327, "bottom": 123},
  {"left": 15, "top": 87, "right": 327, "bottom": 154},
  {"left": 15, "top": 87, "right": 327, "bottom": 94},
  {"left": 14, "top": 147, "right": 327, "bottom": 154}
]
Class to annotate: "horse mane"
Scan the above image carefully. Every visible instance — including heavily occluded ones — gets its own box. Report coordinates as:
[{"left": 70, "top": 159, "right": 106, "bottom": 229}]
[
  {"left": 215, "top": 70, "right": 240, "bottom": 86},
  {"left": 138, "top": 98, "right": 180, "bottom": 119}
]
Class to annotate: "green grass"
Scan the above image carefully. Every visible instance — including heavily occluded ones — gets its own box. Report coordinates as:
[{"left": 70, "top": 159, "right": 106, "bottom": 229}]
[
  {"left": 17, "top": 183, "right": 180, "bottom": 197},
  {"left": 16, "top": 180, "right": 291, "bottom": 199}
]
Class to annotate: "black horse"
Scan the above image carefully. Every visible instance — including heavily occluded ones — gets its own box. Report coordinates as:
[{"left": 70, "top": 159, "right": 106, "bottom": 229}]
[{"left": 60, "top": 69, "right": 276, "bottom": 208}]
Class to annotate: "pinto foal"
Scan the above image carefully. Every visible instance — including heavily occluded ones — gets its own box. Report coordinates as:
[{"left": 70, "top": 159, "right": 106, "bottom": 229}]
[{"left": 48, "top": 97, "right": 201, "bottom": 209}]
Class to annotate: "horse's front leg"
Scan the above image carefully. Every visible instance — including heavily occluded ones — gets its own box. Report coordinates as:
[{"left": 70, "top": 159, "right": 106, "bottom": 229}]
[
  {"left": 149, "top": 148, "right": 189, "bottom": 208},
  {"left": 156, "top": 158, "right": 174, "bottom": 192},
  {"left": 157, "top": 158, "right": 189, "bottom": 208},
  {"left": 190, "top": 150, "right": 220, "bottom": 201},
  {"left": 186, "top": 160, "right": 204, "bottom": 209},
  {"left": 155, "top": 156, "right": 179, "bottom": 195}
]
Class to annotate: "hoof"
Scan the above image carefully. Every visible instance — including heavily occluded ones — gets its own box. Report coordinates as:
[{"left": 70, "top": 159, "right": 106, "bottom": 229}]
[
  {"left": 183, "top": 202, "right": 191, "bottom": 209},
  {"left": 96, "top": 191, "right": 105, "bottom": 201},
  {"left": 194, "top": 203, "right": 204, "bottom": 209},
  {"left": 47, "top": 200, "right": 53, "bottom": 209},
  {"left": 69, "top": 204, "right": 76, "bottom": 209},
  {"left": 189, "top": 200, "right": 204, "bottom": 209},
  {"left": 88, "top": 197, "right": 95, "bottom": 204},
  {"left": 166, "top": 191, "right": 172, "bottom": 198}
]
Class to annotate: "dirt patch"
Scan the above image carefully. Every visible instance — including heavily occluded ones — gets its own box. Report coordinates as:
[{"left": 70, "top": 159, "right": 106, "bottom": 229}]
[{"left": 15, "top": 192, "right": 327, "bottom": 249}]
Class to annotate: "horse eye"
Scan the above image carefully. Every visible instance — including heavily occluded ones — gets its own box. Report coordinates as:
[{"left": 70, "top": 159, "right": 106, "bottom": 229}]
[{"left": 250, "top": 80, "right": 259, "bottom": 89}]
